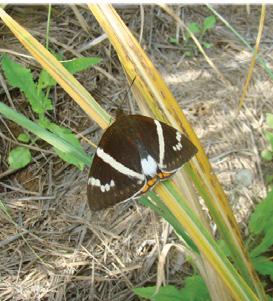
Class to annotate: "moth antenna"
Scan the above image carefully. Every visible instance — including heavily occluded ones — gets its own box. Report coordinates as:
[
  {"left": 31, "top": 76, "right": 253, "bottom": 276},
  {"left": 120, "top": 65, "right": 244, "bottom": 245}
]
[{"left": 116, "top": 76, "right": 136, "bottom": 118}]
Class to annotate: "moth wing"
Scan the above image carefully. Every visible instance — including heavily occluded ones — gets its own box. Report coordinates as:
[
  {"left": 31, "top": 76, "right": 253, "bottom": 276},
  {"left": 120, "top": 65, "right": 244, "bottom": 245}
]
[
  {"left": 159, "top": 121, "right": 198, "bottom": 172},
  {"left": 87, "top": 123, "right": 145, "bottom": 211},
  {"left": 87, "top": 155, "right": 145, "bottom": 210},
  {"left": 130, "top": 115, "right": 197, "bottom": 172}
]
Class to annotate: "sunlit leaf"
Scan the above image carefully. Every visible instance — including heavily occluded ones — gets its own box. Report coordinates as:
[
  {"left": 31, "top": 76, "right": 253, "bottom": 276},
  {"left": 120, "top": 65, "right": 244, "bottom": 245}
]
[
  {"left": 203, "top": 16, "right": 216, "bottom": 31},
  {"left": 38, "top": 57, "right": 102, "bottom": 89},
  {"left": 8, "top": 146, "right": 31, "bottom": 169},
  {"left": 134, "top": 285, "right": 181, "bottom": 301},
  {"left": 17, "top": 132, "right": 30, "bottom": 143},
  {"left": 47, "top": 122, "right": 86, "bottom": 170},
  {"left": 261, "top": 149, "right": 273, "bottom": 161},
  {"left": 1, "top": 55, "right": 52, "bottom": 114}
]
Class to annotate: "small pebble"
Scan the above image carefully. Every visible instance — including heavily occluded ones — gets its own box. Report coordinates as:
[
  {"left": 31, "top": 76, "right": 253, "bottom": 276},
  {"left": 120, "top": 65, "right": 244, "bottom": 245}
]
[{"left": 235, "top": 169, "right": 253, "bottom": 187}]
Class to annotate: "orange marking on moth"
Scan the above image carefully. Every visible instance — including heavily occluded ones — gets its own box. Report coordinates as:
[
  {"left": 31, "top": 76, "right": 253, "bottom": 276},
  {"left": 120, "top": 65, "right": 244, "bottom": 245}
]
[
  {"left": 141, "top": 172, "right": 173, "bottom": 194},
  {"left": 141, "top": 176, "right": 157, "bottom": 193},
  {"left": 158, "top": 172, "right": 172, "bottom": 179}
]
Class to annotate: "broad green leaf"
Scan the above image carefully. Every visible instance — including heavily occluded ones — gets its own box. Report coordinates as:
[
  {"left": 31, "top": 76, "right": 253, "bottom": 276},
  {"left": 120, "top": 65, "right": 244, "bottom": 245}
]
[
  {"left": 251, "top": 256, "right": 273, "bottom": 277},
  {"left": 47, "top": 122, "right": 85, "bottom": 170},
  {"left": 203, "top": 16, "right": 216, "bottom": 31},
  {"left": 133, "top": 276, "right": 209, "bottom": 301},
  {"left": 180, "top": 275, "right": 210, "bottom": 301},
  {"left": 1, "top": 55, "right": 52, "bottom": 114},
  {"left": 261, "top": 149, "right": 273, "bottom": 161},
  {"left": 266, "top": 113, "right": 273, "bottom": 128},
  {"left": 8, "top": 146, "right": 31, "bottom": 169},
  {"left": 63, "top": 57, "right": 101, "bottom": 73},
  {"left": 250, "top": 226, "right": 273, "bottom": 257},
  {"left": 17, "top": 133, "right": 30, "bottom": 143},
  {"left": 188, "top": 22, "right": 201, "bottom": 35},
  {"left": 134, "top": 285, "right": 182, "bottom": 301},
  {"left": 249, "top": 189, "right": 273, "bottom": 234},
  {"left": 38, "top": 69, "right": 56, "bottom": 89},
  {"left": 38, "top": 57, "right": 102, "bottom": 89},
  {"left": 37, "top": 50, "right": 64, "bottom": 88}
]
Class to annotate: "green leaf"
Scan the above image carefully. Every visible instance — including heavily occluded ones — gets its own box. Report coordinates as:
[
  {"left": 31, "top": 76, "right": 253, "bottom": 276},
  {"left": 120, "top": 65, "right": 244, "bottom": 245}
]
[
  {"left": 169, "top": 37, "right": 179, "bottom": 45},
  {"left": 203, "top": 16, "right": 216, "bottom": 31},
  {"left": 46, "top": 122, "right": 85, "bottom": 170},
  {"left": 133, "top": 285, "right": 182, "bottom": 301},
  {"left": 261, "top": 149, "right": 273, "bottom": 161},
  {"left": 133, "top": 276, "right": 209, "bottom": 301},
  {"left": 38, "top": 115, "right": 52, "bottom": 129},
  {"left": 1, "top": 55, "right": 53, "bottom": 114},
  {"left": 250, "top": 226, "right": 273, "bottom": 257},
  {"left": 266, "top": 113, "right": 273, "bottom": 128},
  {"left": 188, "top": 22, "right": 201, "bottom": 35},
  {"left": 265, "top": 131, "right": 273, "bottom": 148},
  {"left": 37, "top": 50, "right": 64, "bottom": 89},
  {"left": 38, "top": 57, "right": 102, "bottom": 89},
  {"left": 180, "top": 275, "right": 210, "bottom": 301},
  {"left": 202, "top": 42, "right": 213, "bottom": 49},
  {"left": 249, "top": 189, "right": 273, "bottom": 235},
  {"left": 17, "top": 133, "right": 30, "bottom": 143},
  {"left": 8, "top": 146, "right": 31, "bottom": 170},
  {"left": 63, "top": 57, "right": 102, "bottom": 73},
  {"left": 38, "top": 69, "right": 56, "bottom": 89},
  {"left": 252, "top": 256, "right": 273, "bottom": 277}
]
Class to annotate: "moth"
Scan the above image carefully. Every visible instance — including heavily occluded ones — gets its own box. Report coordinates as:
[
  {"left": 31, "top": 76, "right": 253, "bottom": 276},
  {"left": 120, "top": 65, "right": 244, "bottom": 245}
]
[{"left": 87, "top": 112, "right": 197, "bottom": 210}]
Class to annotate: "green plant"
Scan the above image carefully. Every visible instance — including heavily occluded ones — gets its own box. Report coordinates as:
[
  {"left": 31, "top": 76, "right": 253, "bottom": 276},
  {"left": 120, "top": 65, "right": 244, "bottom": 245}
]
[
  {"left": 134, "top": 275, "right": 210, "bottom": 301},
  {"left": 169, "top": 16, "right": 216, "bottom": 57},
  {"left": 135, "top": 189, "right": 273, "bottom": 301},
  {"left": 247, "top": 189, "right": 273, "bottom": 280},
  {"left": 1, "top": 54, "right": 101, "bottom": 171}
]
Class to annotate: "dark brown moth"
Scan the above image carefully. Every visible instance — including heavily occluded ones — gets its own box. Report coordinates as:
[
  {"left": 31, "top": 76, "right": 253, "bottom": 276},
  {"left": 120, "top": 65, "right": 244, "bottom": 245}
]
[{"left": 87, "top": 112, "right": 197, "bottom": 210}]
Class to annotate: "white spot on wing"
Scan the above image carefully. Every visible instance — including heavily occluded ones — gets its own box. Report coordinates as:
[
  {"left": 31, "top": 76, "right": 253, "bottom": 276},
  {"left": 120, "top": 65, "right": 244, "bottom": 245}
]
[
  {"left": 88, "top": 177, "right": 115, "bottom": 193},
  {"left": 141, "top": 155, "right": 157, "bottom": 177},
  {"left": 105, "top": 184, "right": 110, "bottom": 192},
  {"left": 176, "top": 131, "right": 182, "bottom": 141},
  {"left": 173, "top": 132, "right": 183, "bottom": 152}
]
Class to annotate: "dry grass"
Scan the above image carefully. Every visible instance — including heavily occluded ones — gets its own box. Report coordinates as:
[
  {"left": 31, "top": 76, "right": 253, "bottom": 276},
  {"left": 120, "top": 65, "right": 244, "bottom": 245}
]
[{"left": 0, "top": 4, "right": 272, "bottom": 300}]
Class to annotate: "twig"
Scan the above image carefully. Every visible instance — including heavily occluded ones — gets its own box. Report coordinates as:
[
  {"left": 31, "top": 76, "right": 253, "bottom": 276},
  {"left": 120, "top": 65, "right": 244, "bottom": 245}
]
[{"left": 237, "top": 4, "right": 266, "bottom": 114}]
